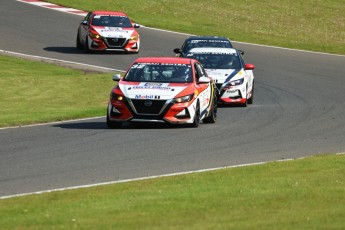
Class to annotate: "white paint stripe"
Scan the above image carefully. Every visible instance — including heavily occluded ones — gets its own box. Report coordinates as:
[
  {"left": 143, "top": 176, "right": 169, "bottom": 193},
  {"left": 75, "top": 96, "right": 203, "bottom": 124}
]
[
  {"left": 0, "top": 160, "right": 285, "bottom": 199},
  {"left": 1, "top": 153, "right": 343, "bottom": 199},
  {"left": 17, "top": 0, "right": 87, "bottom": 16},
  {"left": 0, "top": 50, "right": 125, "bottom": 73},
  {"left": 0, "top": 116, "right": 105, "bottom": 130}
]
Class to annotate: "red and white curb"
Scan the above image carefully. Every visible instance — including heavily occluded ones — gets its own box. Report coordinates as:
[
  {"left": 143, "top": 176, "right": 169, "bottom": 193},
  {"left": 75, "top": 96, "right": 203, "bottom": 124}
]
[{"left": 17, "top": 0, "right": 87, "bottom": 16}]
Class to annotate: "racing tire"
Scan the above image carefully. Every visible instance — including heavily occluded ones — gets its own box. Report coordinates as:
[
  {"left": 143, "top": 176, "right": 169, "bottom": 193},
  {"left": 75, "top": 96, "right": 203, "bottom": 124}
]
[
  {"left": 76, "top": 32, "right": 83, "bottom": 49},
  {"left": 203, "top": 98, "right": 217, "bottom": 124},
  {"left": 84, "top": 37, "right": 91, "bottom": 53},
  {"left": 248, "top": 82, "right": 254, "bottom": 104},
  {"left": 106, "top": 113, "right": 122, "bottom": 129},
  {"left": 190, "top": 102, "right": 200, "bottom": 128}
]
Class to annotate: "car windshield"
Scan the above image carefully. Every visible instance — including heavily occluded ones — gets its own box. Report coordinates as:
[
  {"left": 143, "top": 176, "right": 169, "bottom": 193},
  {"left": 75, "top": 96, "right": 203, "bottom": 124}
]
[
  {"left": 182, "top": 39, "right": 232, "bottom": 53},
  {"left": 91, "top": 15, "right": 132, "bottom": 28},
  {"left": 124, "top": 63, "right": 193, "bottom": 83},
  {"left": 187, "top": 53, "right": 241, "bottom": 69}
]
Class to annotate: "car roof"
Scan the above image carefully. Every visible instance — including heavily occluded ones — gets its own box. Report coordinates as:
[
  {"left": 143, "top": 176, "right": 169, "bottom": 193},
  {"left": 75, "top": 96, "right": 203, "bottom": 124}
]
[
  {"left": 186, "top": 36, "right": 230, "bottom": 41},
  {"left": 134, "top": 57, "right": 195, "bottom": 65},
  {"left": 187, "top": 47, "right": 238, "bottom": 54},
  {"left": 92, "top": 11, "right": 128, "bottom": 17}
]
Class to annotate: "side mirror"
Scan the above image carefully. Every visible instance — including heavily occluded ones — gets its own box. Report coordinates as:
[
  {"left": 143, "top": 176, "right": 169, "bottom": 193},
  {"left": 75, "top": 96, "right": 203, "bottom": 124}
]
[
  {"left": 173, "top": 48, "right": 182, "bottom": 54},
  {"left": 198, "top": 76, "right": 211, "bottom": 84},
  {"left": 239, "top": 50, "right": 245, "bottom": 55},
  {"left": 245, "top": 64, "right": 255, "bottom": 70},
  {"left": 112, "top": 74, "right": 122, "bottom": 81},
  {"left": 133, "top": 23, "right": 140, "bottom": 28},
  {"left": 81, "top": 20, "right": 89, "bottom": 26}
]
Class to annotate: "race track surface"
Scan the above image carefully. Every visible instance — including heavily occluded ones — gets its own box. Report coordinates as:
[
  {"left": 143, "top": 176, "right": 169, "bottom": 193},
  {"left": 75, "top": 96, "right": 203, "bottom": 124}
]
[{"left": 1, "top": 0, "right": 345, "bottom": 197}]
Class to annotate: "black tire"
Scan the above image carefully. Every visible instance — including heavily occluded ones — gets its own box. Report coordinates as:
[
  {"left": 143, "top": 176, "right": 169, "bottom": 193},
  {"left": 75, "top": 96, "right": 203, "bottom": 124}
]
[
  {"left": 106, "top": 112, "right": 122, "bottom": 129},
  {"left": 190, "top": 102, "right": 200, "bottom": 128},
  {"left": 84, "top": 37, "right": 91, "bottom": 53},
  {"left": 248, "top": 82, "right": 254, "bottom": 104},
  {"left": 76, "top": 32, "right": 83, "bottom": 49},
  {"left": 203, "top": 97, "right": 217, "bottom": 124}
]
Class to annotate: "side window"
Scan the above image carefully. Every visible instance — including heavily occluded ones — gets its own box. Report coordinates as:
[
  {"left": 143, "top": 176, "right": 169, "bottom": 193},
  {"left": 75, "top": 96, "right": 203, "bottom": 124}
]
[
  {"left": 239, "top": 52, "right": 246, "bottom": 67},
  {"left": 84, "top": 12, "right": 92, "bottom": 24},
  {"left": 194, "top": 63, "right": 206, "bottom": 81}
]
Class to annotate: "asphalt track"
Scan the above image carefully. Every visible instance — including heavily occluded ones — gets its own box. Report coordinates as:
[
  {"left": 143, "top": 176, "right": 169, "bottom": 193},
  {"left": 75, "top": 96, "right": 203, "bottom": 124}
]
[{"left": 1, "top": 0, "right": 345, "bottom": 197}]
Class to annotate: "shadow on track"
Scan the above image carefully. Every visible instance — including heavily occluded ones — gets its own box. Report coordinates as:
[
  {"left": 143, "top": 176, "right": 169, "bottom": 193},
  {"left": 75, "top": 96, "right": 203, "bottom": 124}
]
[
  {"left": 44, "top": 47, "right": 134, "bottom": 55},
  {"left": 53, "top": 121, "right": 188, "bottom": 130}
]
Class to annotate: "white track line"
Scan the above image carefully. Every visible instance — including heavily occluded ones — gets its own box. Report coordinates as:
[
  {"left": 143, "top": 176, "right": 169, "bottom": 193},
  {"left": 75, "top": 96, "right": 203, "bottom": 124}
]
[
  {"left": 17, "top": 0, "right": 87, "bottom": 16},
  {"left": 0, "top": 50, "right": 125, "bottom": 73},
  {"left": 0, "top": 160, "right": 287, "bottom": 199}
]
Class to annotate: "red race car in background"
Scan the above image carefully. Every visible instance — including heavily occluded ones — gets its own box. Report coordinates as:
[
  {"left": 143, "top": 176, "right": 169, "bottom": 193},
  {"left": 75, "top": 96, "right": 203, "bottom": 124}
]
[{"left": 76, "top": 11, "right": 140, "bottom": 53}]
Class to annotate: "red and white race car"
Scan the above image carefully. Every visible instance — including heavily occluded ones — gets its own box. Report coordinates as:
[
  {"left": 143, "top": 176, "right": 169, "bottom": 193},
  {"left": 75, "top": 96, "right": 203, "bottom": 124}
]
[
  {"left": 76, "top": 11, "right": 140, "bottom": 53},
  {"left": 107, "top": 57, "right": 218, "bottom": 128},
  {"left": 184, "top": 47, "right": 255, "bottom": 106}
]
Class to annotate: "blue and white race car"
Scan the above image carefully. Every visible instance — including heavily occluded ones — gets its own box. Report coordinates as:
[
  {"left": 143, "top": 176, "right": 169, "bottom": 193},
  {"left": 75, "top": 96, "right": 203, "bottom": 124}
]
[{"left": 184, "top": 47, "right": 255, "bottom": 106}]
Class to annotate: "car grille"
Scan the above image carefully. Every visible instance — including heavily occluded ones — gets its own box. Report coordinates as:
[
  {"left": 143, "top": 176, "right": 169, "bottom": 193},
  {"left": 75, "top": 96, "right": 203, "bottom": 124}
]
[
  {"left": 130, "top": 99, "right": 167, "bottom": 115},
  {"left": 104, "top": 38, "right": 127, "bottom": 48}
]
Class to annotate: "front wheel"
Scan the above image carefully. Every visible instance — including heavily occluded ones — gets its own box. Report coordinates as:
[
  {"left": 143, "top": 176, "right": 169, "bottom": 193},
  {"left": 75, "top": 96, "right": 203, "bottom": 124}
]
[
  {"left": 106, "top": 112, "right": 122, "bottom": 129},
  {"left": 84, "top": 37, "right": 91, "bottom": 53},
  {"left": 248, "top": 82, "right": 254, "bottom": 104},
  {"left": 76, "top": 32, "right": 83, "bottom": 49},
  {"left": 203, "top": 98, "right": 217, "bottom": 124},
  {"left": 190, "top": 103, "right": 200, "bottom": 128}
]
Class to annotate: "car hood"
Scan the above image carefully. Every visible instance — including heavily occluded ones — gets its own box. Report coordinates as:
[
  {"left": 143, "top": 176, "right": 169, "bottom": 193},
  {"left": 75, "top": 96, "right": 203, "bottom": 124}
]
[
  {"left": 205, "top": 68, "right": 243, "bottom": 84},
  {"left": 119, "top": 82, "right": 188, "bottom": 100},
  {"left": 92, "top": 26, "right": 135, "bottom": 38}
]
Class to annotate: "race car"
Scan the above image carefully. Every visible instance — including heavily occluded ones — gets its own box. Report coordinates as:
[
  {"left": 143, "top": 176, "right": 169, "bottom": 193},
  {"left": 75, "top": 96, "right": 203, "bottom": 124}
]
[
  {"left": 76, "top": 11, "right": 140, "bottom": 53},
  {"left": 173, "top": 36, "right": 242, "bottom": 57},
  {"left": 107, "top": 57, "right": 218, "bottom": 128},
  {"left": 184, "top": 47, "right": 255, "bottom": 106}
]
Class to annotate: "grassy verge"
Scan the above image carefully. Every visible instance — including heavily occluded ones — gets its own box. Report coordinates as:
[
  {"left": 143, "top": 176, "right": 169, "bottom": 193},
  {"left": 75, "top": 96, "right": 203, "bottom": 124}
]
[
  {"left": 0, "top": 55, "right": 115, "bottom": 127},
  {"left": 47, "top": 0, "right": 345, "bottom": 55},
  {"left": 1, "top": 154, "right": 344, "bottom": 229}
]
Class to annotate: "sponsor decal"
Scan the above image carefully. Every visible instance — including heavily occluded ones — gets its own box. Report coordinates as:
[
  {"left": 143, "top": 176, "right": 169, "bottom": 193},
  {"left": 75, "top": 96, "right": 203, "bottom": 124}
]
[
  {"left": 132, "top": 83, "right": 174, "bottom": 91},
  {"left": 135, "top": 95, "right": 161, "bottom": 99},
  {"left": 132, "top": 63, "right": 189, "bottom": 67},
  {"left": 190, "top": 40, "right": 228, "bottom": 44}
]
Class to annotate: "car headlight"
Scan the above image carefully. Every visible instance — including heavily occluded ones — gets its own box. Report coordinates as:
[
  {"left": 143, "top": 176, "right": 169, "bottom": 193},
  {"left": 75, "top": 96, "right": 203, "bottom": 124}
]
[
  {"left": 89, "top": 31, "right": 101, "bottom": 39},
  {"left": 130, "top": 35, "right": 138, "bottom": 40},
  {"left": 173, "top": 94, "right": 194, "bottom": 103},
  {"left": 228, "top": 78, "right": 244, "bottom": 86},
  {"left": 110, "top": 92, "right": 124, "bottom": 101}
]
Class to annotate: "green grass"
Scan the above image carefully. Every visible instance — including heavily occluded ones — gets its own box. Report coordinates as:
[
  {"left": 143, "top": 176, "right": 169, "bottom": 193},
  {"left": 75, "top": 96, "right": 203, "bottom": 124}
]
[
  {"left": 1, "top": 154, "right": 344, "bottom": 229},
  {"left": 47, "top": 0, "right": 345, "bottom": 55},
  {"left": 0, "top": 55, "right": 115, "bottom": 127}
]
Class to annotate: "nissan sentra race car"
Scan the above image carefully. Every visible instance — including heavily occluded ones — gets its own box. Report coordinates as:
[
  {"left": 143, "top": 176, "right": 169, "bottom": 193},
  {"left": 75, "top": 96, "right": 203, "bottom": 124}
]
[
  {"left": 107, "top": 57, "right": 218, "bottom": 128},
  {"left": 184, "top": 47, "right": 255, "bottom": 106},
  {"left": 76, "top": 11, "right": 140, "bottom": 53},
  {"left": 173, "top": 36, "right": 234, "bottom": 57}
]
